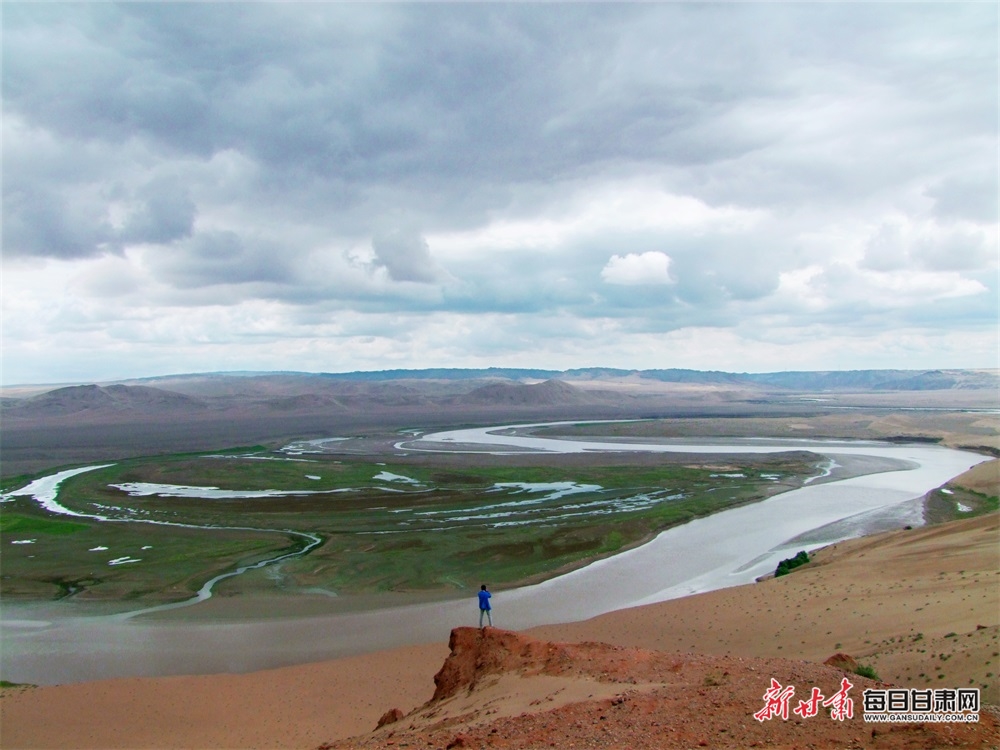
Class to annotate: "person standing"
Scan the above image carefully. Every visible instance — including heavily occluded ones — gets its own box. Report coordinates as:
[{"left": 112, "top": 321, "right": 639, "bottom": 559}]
[{"left": 478, "top": 584, "right": 493, "bottom": 628}]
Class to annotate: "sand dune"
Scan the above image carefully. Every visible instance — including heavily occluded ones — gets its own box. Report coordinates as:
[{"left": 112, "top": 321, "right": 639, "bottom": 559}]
[{"left": 2, "top": 512, "right": 996, "bottom": 749}]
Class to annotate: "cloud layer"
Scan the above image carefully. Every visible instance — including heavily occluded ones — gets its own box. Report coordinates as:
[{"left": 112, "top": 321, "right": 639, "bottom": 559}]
[{"left": 2, "top": 4, "right": 997, "bottom": 383}]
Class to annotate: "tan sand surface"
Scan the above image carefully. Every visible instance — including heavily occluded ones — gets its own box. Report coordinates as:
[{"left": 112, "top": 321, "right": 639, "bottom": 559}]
[
  {"left": 2, "top": 513, "right": 997, "bottom": 749},
  {"left": 324, "top": 627, "right": 998, "bottom": 750},
  {"left": 0, "top": 642, "right": 447, "bottom": 750},
  {"left": 530, "top": 512, "right": 1000, "bottom": 700},
  {"left": 955, "top": 459, "right": 1000, "bottom": 495}
]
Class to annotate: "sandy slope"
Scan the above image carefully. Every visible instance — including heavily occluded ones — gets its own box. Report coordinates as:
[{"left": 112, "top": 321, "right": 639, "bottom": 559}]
[
  {"left": 2, "top": 511, "right": 996, "bottom": 750},
  {"left": 323, "top": 627, "right": 998, "bottom": 750},
  {"left": 0, "top": 643, "right": 449, "bottom": 750},
  {"left": 530, "top": 511, "right": 1000, "bottom": 699}
]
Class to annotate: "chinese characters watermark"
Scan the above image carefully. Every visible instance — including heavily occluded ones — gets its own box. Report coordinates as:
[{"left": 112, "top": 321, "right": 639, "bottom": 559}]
[
  {"left": 754, "top": 677, "right": 854, "bottom": 722},
  {"left": 862, "top": 687, "right": 980, "bottom": 724},
  {"left": 754, "top": 679, "right": 979, "bottom": 724}
]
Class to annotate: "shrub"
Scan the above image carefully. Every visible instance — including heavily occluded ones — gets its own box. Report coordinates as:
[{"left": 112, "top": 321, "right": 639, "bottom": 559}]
[
  {"left": 855, "top": 664, "right": 880, "bottom": 680},
  {"left": 775, "top": 550, "right": 810, "bottom": 577}
]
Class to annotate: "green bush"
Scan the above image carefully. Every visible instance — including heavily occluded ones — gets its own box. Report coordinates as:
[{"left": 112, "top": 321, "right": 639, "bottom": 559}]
[
  {"left": 855, "top": 664, "right": 880, "bottom": 680},
  {"left": 775, "top": 550, "right": 809, "bottom": 577}
]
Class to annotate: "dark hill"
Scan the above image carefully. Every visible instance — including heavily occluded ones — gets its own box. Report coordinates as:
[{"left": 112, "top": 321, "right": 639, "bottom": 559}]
[
  {"left": 455, "top": 379, "right": 594, "bottom": 407},
  {"left": 3, "top": 384, "right": 207, "bottom": 419},
  {"left": 259, "top": 394, "right": 347, "bottom": 412}
]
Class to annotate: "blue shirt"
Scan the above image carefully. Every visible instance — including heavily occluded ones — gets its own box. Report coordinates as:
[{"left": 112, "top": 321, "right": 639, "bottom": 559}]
[{"left": 478, "top": 589, "right": 492, "bottom": 610}]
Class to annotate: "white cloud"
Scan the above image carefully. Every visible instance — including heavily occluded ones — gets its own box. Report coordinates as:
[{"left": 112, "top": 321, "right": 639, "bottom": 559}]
[
  {"left": 1, "top": 4, "right": 997, "bottom": 383},
  {"left": 862, "top": 220, "right": 997, "bottom": 273},
  {"left": 601, "top": 251, "right": 675, "bottom": 286},
  {"left": 430, "top": 181, "right": 762, "bottom": 258},
  {"left": 860, "top": 268, "right": 988, "bottom": 304}
]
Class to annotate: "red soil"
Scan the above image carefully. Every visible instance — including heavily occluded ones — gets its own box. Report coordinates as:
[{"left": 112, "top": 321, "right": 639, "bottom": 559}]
[{"left": 321, "top": 627, "right": 998, "bottom": 749}]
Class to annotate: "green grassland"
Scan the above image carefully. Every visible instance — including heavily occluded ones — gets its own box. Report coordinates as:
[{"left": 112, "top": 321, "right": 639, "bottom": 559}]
[
  {"left": 0, "top": 447, "right": 822, "bottom": 603},
  {"left": 923, "top": 485, "right": 999, "bottom": 524},
  {"left": 0, "top": 506, "right": 292, "bottom": 601}
]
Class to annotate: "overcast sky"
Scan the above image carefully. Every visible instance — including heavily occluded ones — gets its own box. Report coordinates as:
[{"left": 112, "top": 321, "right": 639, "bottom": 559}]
[{"left": 2, "top": 3, "right": 997, "bottom": 385}]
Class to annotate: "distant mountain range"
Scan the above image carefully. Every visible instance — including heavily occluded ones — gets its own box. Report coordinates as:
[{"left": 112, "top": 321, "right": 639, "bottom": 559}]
[
  {"left": 124, "top": 366, "right": 999, "bottom": 391},
  {"left": 323, "top": 367, "right": 998, "bottom": 391},
  {"left": 2, "top": 367, "right": 996, "bottom": 424},
  {"left": 2, "top": 367, "right": 996, "bottom": 477},
  {"left": 2, "top": 383, "right": 208, "bottom": 419}
]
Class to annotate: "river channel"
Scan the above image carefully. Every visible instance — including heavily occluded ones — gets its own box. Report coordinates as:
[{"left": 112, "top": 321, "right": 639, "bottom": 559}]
[{"left": 1, "top": 422, "right": 989, "bottom": 684}]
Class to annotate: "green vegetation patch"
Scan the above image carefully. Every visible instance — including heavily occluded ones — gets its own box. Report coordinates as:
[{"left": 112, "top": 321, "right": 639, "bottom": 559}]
[
  {"left": 924, "top": 487, "right": 999, "bottom": 524},
  {"left": 775, "top": 550, "right": 810, "bottom": 577},
  {"left": 0, "top": 495, "right": 294, "bottom": 603},
  {"left": 0, "top": 513, "right": 90, "bottom": 535},
  {"left": 0, "top": 680, "right": 37, "bottom": 690},
  {"left": 2, "top": 448, "right": 822, "bottom": 602},
  {"left": 854, "top": 664, "right": 880, "bottom": 680}
]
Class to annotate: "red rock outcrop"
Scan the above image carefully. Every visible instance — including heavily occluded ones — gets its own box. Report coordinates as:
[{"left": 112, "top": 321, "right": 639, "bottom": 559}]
[
  {"left": 374, "top": 708, "right": 403, "bottom": 728},
  {"left": 430, "top": 627, "right": 675, "bottom": 702},
  {"left": 322, "top": 627, "right": 998, "bottom": 750},
  {"left": 823, "top": 652, "right": 860, "bottom": 671}
]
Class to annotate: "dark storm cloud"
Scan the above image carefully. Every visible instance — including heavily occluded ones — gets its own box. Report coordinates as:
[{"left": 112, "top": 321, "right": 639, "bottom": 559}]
[
  {"left": 2, "top": 182, "right": 112, "bottom": 259},
  {"left": 2, "top": 166, "right": 195, "bottom": 258},
  {"left": 120, "top": 176, "right": 196, "bottom": 246},
  {"left": 370, "top": 229, "right": 438, "bottom": 283},
  {"left": 6, "top": 3, "right": 992, "bottom": 258},
  {"left": 2, "top": 3, "right": 780, "bottom": 260},
  {"left": 150, "top": 231, "right": 294, "bottom": 289}
]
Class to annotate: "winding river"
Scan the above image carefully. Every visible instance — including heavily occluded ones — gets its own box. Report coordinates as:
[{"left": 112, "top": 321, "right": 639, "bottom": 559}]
[
  {"left": 0, "top": 422, "right": 989, "bottom": 684},
  {"left": 0, "top": 465, "right": 323, "bottom": 620}
]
